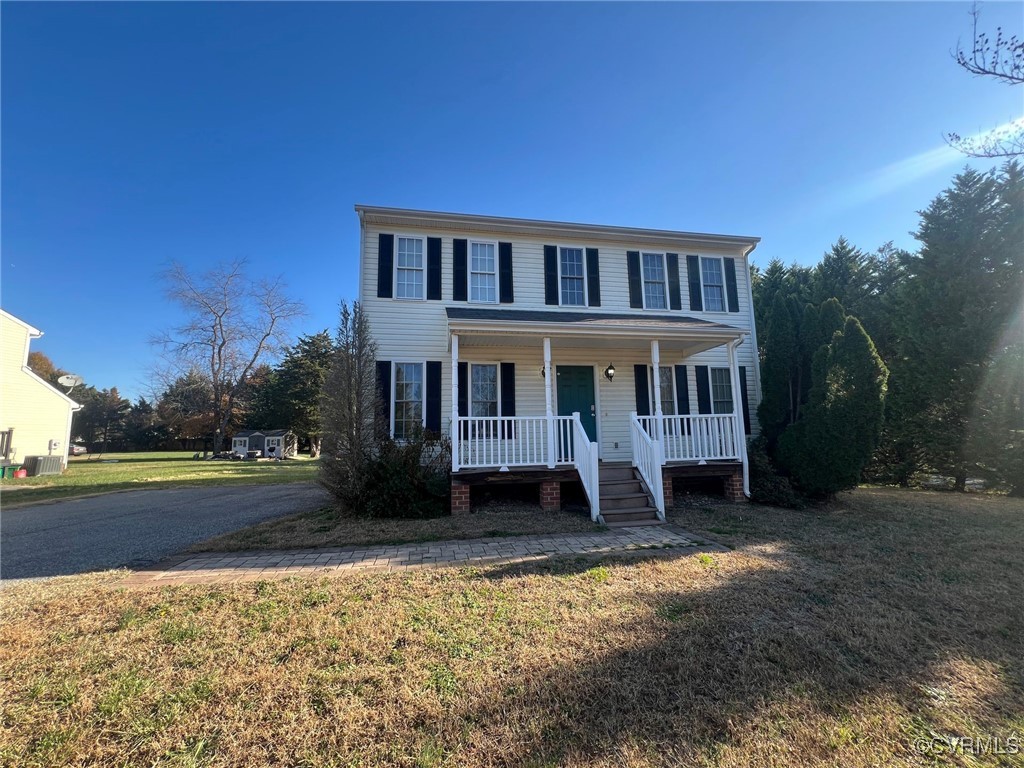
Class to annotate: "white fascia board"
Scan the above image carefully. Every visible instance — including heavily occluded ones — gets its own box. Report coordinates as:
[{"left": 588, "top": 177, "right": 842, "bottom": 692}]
[
  {"left": 354, "top": 205, "right": 760, "bottom": 253},
  {"left": 446, "top": 319, "right": 747, "bottom": 341}
]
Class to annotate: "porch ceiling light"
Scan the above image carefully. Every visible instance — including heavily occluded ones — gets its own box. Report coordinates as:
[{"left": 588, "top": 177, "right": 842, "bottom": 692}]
[{"left": 604, "top": 363, "right": 616, "bottom": 382}]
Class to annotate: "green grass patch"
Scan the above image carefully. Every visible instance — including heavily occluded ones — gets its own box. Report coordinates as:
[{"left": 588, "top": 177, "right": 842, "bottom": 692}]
[{"left": 0, "top": 452, "right": 318, "bottom": 505}]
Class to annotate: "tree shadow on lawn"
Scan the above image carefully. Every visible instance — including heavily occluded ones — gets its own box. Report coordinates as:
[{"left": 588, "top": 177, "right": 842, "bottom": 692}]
[{"left": 443, "top": 491, "right": 1024, "bottom": 766}]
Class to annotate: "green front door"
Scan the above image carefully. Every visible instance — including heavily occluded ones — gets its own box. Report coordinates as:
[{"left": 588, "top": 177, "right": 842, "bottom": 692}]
[{"left": 556, "top": 366, "right": 597, "bottom": 443}]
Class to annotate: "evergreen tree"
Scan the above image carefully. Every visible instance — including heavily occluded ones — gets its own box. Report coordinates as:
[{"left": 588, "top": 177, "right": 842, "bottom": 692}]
[
  {"left": 256, "top": 331, "right": 334, "bottom": 457},
  {"left": 810, "top": 238, "right": 870, "bottom": 309},
  {"left": 319, "top": 302, "right": 380, "bottom": 504},
  {"left": 777, "top": 317, "right": 889, "bottom": 496},
  {"left": 757, "top": 292, "right": 798, "bottom": 448},
  {"left": 892, "top": 163, "right": 1024, "bottom": 490}
]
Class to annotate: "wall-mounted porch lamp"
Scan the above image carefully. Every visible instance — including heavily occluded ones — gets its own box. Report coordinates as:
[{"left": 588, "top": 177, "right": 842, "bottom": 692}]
[{"left": 604, "top": 364, "right": 616, "bottom": 382}]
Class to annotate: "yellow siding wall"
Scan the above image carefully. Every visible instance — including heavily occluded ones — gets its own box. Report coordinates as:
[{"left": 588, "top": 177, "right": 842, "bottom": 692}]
[{"left": 0, "top": 314, "right": 77, "bottom": 468}]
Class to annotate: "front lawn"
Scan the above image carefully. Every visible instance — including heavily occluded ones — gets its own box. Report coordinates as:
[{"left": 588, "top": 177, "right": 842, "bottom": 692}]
[
  {"left": 0, "top": 452, "right": 318, "bottom": 506},
  {"left": 192, "top": 501, "right": 604, "bottom": 552},
  {"left": 2, "top": 487, "right": 1021, "bottom": 767}
]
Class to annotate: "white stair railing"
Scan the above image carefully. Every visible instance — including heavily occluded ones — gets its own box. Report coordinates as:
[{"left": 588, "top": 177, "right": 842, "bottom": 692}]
[
  {"left": 570, "top": 412, "right": 600, "bottom": 522},
  {"left": 629, "top": 411, "right": 665, "bottom": 520}
]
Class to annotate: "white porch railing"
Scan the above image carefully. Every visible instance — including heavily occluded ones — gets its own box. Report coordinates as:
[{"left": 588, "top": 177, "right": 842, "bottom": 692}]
[
  {"left": 629, "top": 413, "right": 665, "bottom": 520},
  {"left": 456, "top": 416, "right": 571, "bottom": 469},
  {"left": 454, "top": 413, "right": 599, "bottom": 520},
  {"left": 637, "top": 414, "right": 741, "bottom": 462}
]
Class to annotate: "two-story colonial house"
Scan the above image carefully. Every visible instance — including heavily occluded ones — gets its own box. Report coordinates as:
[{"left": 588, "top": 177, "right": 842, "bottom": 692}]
[{"left": 358, "top": 206, "right": 761, "bottom": 526}]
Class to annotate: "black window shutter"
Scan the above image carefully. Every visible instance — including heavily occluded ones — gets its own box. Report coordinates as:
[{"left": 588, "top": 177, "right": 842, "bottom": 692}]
[
  {"left": 667, "top": 253, "right": 682, "bottom": 310},
  {"left": 376, "top": 361, "right": 392, "bottom": 426},
  {"left": 627, "top": 251, "right": 643, "bottom": 308},
  {"left": 457, "top": 362, "right": 468, "bottom": 417},
  {"left": 453, "top": 239, "right": 468, "bottom": 301},
  {"left": 686, "top": 254, "right": 703, "bottom": 311},
  {"left": 544, "top": 245, "right": 558, "bottom": 305},
  {"left": 586, "top": 248, "right": 601, "bottom": 307},
  {"left": 634, "top": 365, "right": 650, "bottom": 416},
  {"left": 427, "top": 238, "right": 442, "bottom": 300},
  {"left": 695, "top": 366, "right": 712, "bottom": 414},
  {"left": 674, "top": 365, "right": 690, "bottom": 415},
  {"left": 425, "top": 361, "right": 442, "bottom": 433},
  {"left": 499, "top": 362, "right": 516, "bottom": 417},
  {"left": 377, "top": 234, "right": 394, "bottom": 298},
  {"left": 499, "top": 242, "right": 514, "bottom": 303},
  {"left": 739, "top": 366, "right": 751, "bottom": 434},
  {"left": 724, "top": 258, "right": 740, "bottom": 312}
]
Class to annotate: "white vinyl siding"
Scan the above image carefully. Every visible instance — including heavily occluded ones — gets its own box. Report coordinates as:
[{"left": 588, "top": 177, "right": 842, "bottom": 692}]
[
  {"left": 701, "top": 256, "right": 726, "bottom": 312},
  {"left": 359, "top": 219, "right": 763, "bottom": 450},
  {"left": 396, "top": 237, "right": 425, "bottom": 299},
  {"left": 711, "top": 367, "right": 733, "bottom": 414},
  {"left": 559, "top": 247, "right": 586, "bottom": 306},
  {"left": 393, "top": 362, "right": 424, "bottom": 439},
  {"left": 642, "top": 252, "right": 668, "bottom": 310},
  {"left": 470, "top": 242, "right": 497, "bottom": 303}
]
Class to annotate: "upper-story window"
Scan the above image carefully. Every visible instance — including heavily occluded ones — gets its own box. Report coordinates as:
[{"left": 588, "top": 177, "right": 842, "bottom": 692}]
[
  {"left": 396, "top": 237, "right": 425, "bottom": 299},
  {"left": 560, "top": 247, "right": 586, "bottom": 306},
  {"left": 470, "top": 242, "right": 497, "bottom": 303},
  {"left": 642, "top": 252, "right": 668, "bottom": 310},
  {"left": 700, "top": 256, "right": 726, "bottom": 312},
  {"left": 710, "top": 367, "right": 734, "bottom": 413}
]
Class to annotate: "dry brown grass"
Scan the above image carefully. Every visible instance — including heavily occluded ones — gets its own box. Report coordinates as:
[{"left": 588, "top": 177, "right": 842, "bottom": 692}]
[
  {"left": 2, "top": 487, "right": 1021, "bottom": 767},
  {"left": 191, "top": 501, "right": 603, "bottom": 552}
]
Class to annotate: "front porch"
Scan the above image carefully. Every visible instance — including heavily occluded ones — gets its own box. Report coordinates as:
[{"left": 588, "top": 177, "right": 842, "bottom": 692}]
[{"left": 446, "top": 308, "right": 752, "bottom": 524}]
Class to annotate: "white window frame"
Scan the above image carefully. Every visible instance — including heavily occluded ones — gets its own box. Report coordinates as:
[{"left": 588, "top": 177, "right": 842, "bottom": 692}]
[
  {"left": 557, "top": 245, "right": 588, "bottom": 307},
  {"left": 641, "top": 251, "right": 669, "bottom": 311},
  {"left": 393, "top": 234, "right": 426, "bottom": 301},
  {"left": 710, "top": 367, "right": 734, "bottom": 414},
  {"left": 648, "top": 365, "right": 678, "bottom": 415},
  {"left": 468, "top": 240, "right": 499, "bottom": 304},
  {"left": 468, "top": 362, "right": 501, "bottom": 418},
  {"left": 699, "top": 255, "right": 727, "bottom": 313},
  {"left": 391, "top": 361, "right": 426, "bottom": 439}
]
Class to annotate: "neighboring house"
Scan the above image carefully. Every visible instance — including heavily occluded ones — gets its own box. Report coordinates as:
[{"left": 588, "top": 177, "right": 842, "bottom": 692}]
[
  {"left": 0, "top": 309, "right": 82, "bottom": 471},
  {"left": 357, "top": 206, "right": 762, "bottom": 525},
  {"left": 231, "top": 429, "right": 297, "bottom": 458}
]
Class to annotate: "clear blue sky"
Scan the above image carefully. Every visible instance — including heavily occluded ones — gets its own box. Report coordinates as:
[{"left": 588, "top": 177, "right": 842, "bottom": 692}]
[{"left": 3, "top": 2, "right": 1021, "bottom": 401}]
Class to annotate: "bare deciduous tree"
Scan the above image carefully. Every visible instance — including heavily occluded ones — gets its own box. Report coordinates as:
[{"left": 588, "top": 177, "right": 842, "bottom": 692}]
[
  {"left": 153, "top": 259, "right": 304, "bottom": 454},
  {"left": 948, "top": 4, "right": 1024, "bottom": 158}
]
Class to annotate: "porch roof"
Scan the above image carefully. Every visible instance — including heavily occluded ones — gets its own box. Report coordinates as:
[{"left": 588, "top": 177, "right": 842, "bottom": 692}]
[{"left": 446, "top": 307, "right": 746, "bottom": 354}]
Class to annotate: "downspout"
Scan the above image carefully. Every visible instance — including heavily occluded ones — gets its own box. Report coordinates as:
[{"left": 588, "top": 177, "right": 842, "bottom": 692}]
[
  {"left": 728, "top": 338, "right": 751, "bottom": 499},
  {"left": 743, "top": 241, "right": 763, "bottom": 405}
]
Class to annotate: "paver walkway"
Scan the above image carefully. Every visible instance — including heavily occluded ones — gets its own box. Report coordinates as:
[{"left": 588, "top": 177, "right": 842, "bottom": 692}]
[{"left": 125, "top": 525, "right": 721, "bottom": 586}]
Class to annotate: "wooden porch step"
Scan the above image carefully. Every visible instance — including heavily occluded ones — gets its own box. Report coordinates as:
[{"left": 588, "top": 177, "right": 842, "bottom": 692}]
[
  {"left": 601, "top": 507, "right": 661, "bottom": 523},
  {"left": 600, "top": 492, "right": 654, "bottom": 510},
  {"left": 599, "top": 464, "right": 636, "bottom": 482},
  {"left": 604, "top": 518, "right": 665, "bottom": 528},
  {"left": 599, "top": 479, "right": 644, "bottom": 495}
]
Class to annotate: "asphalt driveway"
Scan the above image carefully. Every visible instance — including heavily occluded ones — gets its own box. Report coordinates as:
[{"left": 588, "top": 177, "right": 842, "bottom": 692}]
[{"left": 1, "top": 483, "right": 330, "bottom": 581}]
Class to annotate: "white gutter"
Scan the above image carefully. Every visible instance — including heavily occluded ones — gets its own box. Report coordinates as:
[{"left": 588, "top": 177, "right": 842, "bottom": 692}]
[{"left": 354, "top": 204, "right": 761, "bottom": 253}]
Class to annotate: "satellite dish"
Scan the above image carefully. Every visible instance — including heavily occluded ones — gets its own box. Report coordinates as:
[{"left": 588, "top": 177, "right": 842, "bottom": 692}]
[{"left": 57, "top": 374, "right": 83, "bottom": 393}]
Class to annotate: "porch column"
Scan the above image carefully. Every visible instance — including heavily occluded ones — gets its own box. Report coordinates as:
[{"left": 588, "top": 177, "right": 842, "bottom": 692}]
[
  {"left": 651, "top": 339, "right": 664, "bottom": 447},
  {"left": 451, "top": 334, "right": 460, "bottom": 472},
  {"left": 727, "top": 339, "right": 749, "bottom": 496},
  {"left": 544, "top": 337, "right": 555, "bottom": 468}
]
